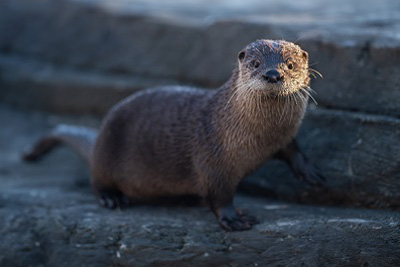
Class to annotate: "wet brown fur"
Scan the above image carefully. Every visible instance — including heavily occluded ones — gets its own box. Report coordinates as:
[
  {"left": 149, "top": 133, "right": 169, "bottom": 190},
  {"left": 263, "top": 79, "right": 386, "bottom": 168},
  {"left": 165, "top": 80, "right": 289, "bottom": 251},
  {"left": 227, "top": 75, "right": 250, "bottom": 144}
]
[
  {"left": 24, "top": 39, "right": 313, "bottom": 231},
  {"left": 91, "top": 40, "right": 310, "bottom": 201}
]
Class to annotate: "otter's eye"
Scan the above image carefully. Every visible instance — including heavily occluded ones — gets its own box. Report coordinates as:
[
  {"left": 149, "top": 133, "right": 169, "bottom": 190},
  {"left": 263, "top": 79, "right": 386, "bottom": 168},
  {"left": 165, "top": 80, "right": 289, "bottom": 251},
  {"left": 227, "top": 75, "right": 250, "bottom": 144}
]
[
  {"left": 287, "top": 61, "right": 294, "bottom": 70},
  {"left": 238, "top": 51, "right": 246, "bottom": 62},
  {"left": 252, "top": 60, "right": 260, "bottom": 68}
]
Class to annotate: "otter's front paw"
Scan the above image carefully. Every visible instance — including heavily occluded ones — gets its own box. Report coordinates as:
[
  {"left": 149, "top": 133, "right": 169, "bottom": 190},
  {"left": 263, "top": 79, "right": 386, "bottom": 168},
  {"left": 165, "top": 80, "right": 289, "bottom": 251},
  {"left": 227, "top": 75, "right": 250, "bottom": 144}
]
[
  {"left": 216, "top": 206, "right": 258, "bottom": 231},
  {"left": 293, "top": 155, "right": 325, "bottom": 186}
]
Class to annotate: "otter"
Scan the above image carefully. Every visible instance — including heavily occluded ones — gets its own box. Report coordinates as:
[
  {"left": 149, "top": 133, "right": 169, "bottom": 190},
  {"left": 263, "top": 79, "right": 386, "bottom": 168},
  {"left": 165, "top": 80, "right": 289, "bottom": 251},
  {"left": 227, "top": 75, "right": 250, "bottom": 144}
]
[{"left": 23, "top": 39, "right": 324, "bottom": 231}]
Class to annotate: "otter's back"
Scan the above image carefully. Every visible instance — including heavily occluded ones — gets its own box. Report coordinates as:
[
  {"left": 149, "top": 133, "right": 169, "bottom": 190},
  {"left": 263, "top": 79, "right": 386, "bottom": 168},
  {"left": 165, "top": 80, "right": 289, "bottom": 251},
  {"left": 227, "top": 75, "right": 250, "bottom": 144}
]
[{"left": 91, "top": 86, "right": 211, "bottom": 195}]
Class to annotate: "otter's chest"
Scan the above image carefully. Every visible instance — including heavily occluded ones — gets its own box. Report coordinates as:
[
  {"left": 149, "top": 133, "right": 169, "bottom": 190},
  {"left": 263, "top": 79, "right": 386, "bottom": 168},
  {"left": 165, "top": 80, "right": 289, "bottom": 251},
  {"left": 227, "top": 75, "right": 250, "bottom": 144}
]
[
  {"left": 234, "top": 122, "right": 297, "bottom": 156},
  {"left": 221, "top": 110, "right": 305, "bottom": 175}
]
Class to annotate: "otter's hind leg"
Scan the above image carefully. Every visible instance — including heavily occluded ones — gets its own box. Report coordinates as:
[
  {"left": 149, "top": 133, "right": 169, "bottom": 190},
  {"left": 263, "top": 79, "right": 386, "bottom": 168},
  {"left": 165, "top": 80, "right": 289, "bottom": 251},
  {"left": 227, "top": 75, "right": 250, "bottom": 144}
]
[
  {"left": 91, "top": 169, "right": 144, "bottom": 210},
  {"left": 275, "top": 139, "right": 325, "bottom": 186},
  {"left": 94, "top": 187, "right": 132, "bottom": 210},
  {"left": 91, "top": 169, "right": 131, "bottom": 210}
]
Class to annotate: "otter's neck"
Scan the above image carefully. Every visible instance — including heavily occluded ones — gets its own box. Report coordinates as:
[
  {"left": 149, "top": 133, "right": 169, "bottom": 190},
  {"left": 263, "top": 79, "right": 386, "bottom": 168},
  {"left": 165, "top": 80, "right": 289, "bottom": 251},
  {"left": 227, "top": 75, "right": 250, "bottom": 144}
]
[
  {"left": 215, "top": 71, "right": 308, "bottom": 128},
  {"left": 211, "top": 71, "right": 308, "bottom": 171}
]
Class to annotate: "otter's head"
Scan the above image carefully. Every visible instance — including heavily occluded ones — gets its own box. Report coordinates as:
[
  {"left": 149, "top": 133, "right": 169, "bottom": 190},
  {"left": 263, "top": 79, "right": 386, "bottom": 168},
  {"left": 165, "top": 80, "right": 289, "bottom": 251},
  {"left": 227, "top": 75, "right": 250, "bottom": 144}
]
[{"left": 237, "top": 39, "right": 310, "bottom": 97}]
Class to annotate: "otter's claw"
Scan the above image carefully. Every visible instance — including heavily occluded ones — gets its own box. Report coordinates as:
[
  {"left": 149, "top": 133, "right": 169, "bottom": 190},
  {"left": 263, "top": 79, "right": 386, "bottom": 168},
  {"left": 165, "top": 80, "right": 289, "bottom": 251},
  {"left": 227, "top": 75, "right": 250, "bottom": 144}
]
[
  {"left": 98, "top": 191, "right": 129, "bottom": 209},
  {"left": 217, "top": 206, "right": 259, "bottom": 231},
  {"left": 293, "top": 155, "right": 325, "bottom": 187},
  {"left": 275, "top": 139, "right": 326, "bottom": 188}
]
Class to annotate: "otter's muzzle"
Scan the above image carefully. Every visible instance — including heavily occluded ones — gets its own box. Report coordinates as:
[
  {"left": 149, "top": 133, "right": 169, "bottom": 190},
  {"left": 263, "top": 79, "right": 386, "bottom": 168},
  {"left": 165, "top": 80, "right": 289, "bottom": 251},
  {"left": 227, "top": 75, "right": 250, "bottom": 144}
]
[{"left": 263, "top": 70, "right": 283, "bottom": 83}]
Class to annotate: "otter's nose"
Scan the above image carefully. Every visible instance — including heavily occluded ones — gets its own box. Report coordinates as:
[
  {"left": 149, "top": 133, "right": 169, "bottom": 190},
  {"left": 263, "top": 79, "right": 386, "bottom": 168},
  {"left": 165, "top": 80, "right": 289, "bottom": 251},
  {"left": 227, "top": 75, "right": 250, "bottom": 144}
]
[{"left": 263, "top": 70, "right": 283, "bottom": 83}]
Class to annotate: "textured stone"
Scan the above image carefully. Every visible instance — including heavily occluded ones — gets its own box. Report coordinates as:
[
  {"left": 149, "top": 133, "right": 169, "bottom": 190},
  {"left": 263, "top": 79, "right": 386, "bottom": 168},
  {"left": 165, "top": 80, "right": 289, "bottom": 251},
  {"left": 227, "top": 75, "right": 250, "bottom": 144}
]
[
  {"left": 1, "top": 0, "right": 400, "bottom": 115},
  {"left": 0, "top": 55, "right": 178, "bottom": 114},
  {"left": 302, "top": 39, "right": 400, "bottom": 116},
  {"left": 0, "top": 0, "right": 399, "bottom": 263},
  {"left": 0, "top": 105, "right": 399, "bottom": 266},
  {"left": 1, "top": 192, "right": 399, "bottom": 267},
  {"left": 242, "top": 107, "right": 400, "bottom": 209}
]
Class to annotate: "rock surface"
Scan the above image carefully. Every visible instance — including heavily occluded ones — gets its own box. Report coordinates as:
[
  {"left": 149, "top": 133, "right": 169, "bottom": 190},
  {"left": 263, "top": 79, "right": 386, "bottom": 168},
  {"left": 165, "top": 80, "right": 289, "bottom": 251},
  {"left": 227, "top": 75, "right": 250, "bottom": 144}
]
[
  {"left": 0, "top": 0, "right": 399, "bottom": 265},
  {"left": 0, "top": 0, "right": 399, "bottom": 207},
  {"left": 0, "top": 106, "right": 399, "bottom": 267},
  {"left": 1, "top": 0, "right": 400, "bottom": 115},
  {"left": 245, "top": 107, "right": 400, "bottom": 209}
]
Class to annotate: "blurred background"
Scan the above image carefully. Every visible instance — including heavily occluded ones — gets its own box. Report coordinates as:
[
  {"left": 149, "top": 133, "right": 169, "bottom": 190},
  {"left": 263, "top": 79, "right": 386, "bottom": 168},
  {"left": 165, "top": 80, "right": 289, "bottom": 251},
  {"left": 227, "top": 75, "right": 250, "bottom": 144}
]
[
  {"left": 0, "top": 0, "right": 399, "bottom": 265},
  {"left": 1, "top": 0, "right": 399, "bottom": 207}
]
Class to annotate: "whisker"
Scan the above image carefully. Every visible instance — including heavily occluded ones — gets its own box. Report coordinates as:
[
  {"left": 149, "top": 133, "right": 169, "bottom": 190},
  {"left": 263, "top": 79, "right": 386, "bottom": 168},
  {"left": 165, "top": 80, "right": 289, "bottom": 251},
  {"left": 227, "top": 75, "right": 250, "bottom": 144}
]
[
  {"left": 278, "top": 95, "right": 286, "bottom": 124},
  {"left": 309, "top": 68, "right": 323, "bottom": 78},
  {"left": 224, "top": 83, "right": 240, "bottom": 110},
  {"left": 309, "top": 72, "right": 317, "bottom": 79},
  {"left": 294, "top": 90, "right": 305, "bottom": 106},
  {"left": 289, "top": 94, "right": 294, "bottom": 124},
  {"left": 299, "top": 90, "right": 308, "bottom": 105},
  {"left": 292, "top": 93, "right": 297, "bottom": 107},
  {"left": 301, "top": 88, "right": 318, "bottom": 105},
  {"left": 305, "top": 86, "right": 317, "bottom": 95},
  {"left": 293, "top": 35, "right": 304, "bottom": 44}
]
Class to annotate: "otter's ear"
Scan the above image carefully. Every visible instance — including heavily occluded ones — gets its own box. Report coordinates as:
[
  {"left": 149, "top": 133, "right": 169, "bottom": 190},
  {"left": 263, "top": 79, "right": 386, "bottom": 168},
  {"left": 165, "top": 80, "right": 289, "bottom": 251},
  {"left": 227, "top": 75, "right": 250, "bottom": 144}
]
[
  {"left": 238, "top": 50, "right": 246, "bottom": 62},
  {"left": 301, "top": 51, "right": 308, "bottom": 60}
]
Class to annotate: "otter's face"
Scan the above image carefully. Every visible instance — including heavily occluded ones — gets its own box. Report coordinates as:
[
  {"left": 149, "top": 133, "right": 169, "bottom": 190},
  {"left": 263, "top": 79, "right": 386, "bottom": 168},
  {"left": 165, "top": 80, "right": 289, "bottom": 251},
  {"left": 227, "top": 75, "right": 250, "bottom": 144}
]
[{"left": 237, "top": 39, "right": 310, "bottom": 97}]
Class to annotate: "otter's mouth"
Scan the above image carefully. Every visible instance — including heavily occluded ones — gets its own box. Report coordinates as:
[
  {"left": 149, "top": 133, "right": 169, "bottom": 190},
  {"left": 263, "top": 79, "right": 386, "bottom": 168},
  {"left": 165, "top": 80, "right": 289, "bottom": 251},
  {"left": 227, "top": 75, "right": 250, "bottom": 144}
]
[
  {"left": 276, "top": 88, "right": 302, "bottom": 97},
  {"left": 258, "top": 69, "right": 291, "bottom": 96},
  {"left": 257, "top": 82, "right": 304, "bottom": 98}
]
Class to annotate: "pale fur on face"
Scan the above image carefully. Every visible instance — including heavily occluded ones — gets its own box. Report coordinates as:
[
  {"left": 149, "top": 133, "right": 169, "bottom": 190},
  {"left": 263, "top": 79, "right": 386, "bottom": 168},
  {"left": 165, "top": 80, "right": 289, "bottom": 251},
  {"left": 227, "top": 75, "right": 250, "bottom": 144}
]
[{"left": 237, "top": 39, "right": 311, "bottom": 99}]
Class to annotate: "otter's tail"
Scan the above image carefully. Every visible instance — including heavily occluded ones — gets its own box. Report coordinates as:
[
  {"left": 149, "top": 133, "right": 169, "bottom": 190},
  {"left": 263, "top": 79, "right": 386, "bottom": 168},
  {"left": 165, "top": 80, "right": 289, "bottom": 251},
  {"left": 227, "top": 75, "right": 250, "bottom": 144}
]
[{"left": 22, "top": 124, "right": 98, "bottom": 163}]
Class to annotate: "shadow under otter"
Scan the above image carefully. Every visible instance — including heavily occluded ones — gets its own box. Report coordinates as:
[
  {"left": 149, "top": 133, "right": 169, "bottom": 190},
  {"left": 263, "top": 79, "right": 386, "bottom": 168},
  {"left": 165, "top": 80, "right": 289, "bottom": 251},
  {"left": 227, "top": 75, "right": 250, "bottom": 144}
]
[{"left": 23, "top": 39, "right": 324, "bottom": 231}]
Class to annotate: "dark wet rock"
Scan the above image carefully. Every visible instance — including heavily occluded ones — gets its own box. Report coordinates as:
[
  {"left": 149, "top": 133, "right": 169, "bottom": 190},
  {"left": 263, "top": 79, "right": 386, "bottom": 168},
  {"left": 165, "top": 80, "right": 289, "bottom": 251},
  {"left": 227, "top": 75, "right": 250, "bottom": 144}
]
[
  {"left": 303, "top": 39, "right": 400, "bottom": 117},
  {"left": 0, "top": 55, "right": 178, "bottom": 115},
  {"left": 243, "top": 107, "right": 400, "bottom": 209},
  {"left": 0, "top": 0, "right": 399, "bottom": 265},
  {"left": 1, "top": 0, "right": 400, "bottom": 115},
  {"left": 0, "top": 105, "right": 399, "bottom": 266},
  {"left": 0, "top": 0, "right": 398, "bottom": 210},
  {"left": 1, "top": 191, "right": 399, "bottom": 267}
]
